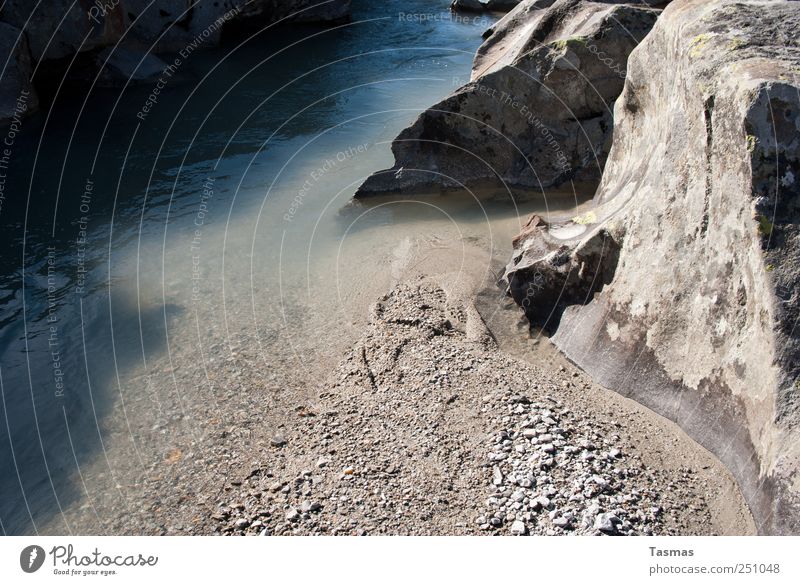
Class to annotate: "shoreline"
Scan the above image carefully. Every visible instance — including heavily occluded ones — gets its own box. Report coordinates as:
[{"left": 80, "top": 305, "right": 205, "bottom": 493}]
[
  {"left": 202, "top": 275, "right": 755, "bottom": 536},
  {"left": 39, "top": 234, "right": 753, "bottom": 535}
]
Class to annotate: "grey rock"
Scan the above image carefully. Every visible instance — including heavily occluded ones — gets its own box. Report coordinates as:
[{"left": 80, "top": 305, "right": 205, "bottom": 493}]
[
  {"left": 0, "top": 0, "right": 124, "bottom": 61},
  {"left": 0, "top": 22, "right": 39, "bottom": 125},
  {"left": 355, "top": 0, "right": 660, "bottom": 197},
  {"left": 0, "top": 1, "right": 352, "bottom": 61},
  {"left": 125, "top": 0, "right": 352, "bottom": 53},
  {"left": 96, "top": 46, "right": 170, "bottom": 87},
  {"left": 510, "top": 519, "right": 527, "bottom": 535},
  {"left": 594, "top": 512, "right": 620, "bottom": 533},
  {"left": 451, "top": 0, "right": 487, "bottom": 12},
  {"left": 552, "top": 516, "right": 571, "bottom": 528},
  {"left": 300, "top": 500, "right": 321, "bottom": 513},
  {"left": 504, "top": 0, "right": 800, "bottom": 535},
  {"left": 534, "top": 496, "right": 551, "bottom": 510},
  {"left": 451, "top": 0, "right": 523, "bottom": 12}
]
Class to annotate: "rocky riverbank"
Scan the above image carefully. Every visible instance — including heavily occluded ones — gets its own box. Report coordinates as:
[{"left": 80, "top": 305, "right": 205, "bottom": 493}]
[
  {"left": 10, "top": 0, "right": 789, "bottom": 537},
  {"left": 351, "top": 0, "right": 800, "bottom": 534},
  {"left": 39, "top": 225, "right": 754, "bottom": 536},
  {"left": 502, "top": 0, "right": 800, "bottom": 534},
  {"left": 356, "top": 0, "right": 661, "bottom": 196},
  {"left": 202, "top": 280, "right": 752, "bottom": 536}
]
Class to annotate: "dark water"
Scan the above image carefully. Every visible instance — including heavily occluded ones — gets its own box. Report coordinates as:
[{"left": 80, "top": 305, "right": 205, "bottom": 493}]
[{"left": 0, "top": 1, "right": 510, "bottom": 535}]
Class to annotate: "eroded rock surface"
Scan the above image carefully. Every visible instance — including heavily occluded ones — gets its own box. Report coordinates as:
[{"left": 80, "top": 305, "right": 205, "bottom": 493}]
[
  {"left": 504, "top": 0, "right": 800, "bottom": 534},
  {"left": 356, "top": 0, "right": 660, "bottom": 196}
]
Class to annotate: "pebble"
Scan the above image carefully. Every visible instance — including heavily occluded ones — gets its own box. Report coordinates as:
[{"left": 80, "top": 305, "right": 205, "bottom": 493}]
[
  {"left": 300, "top": 501, "right": 322, "bottom": 513},
  {"left": 594, "top": 512, "right": 620, "bottom": 533},
  {"left": 202, "top": 284, "right": 719, "bottom": 537},
  {"left": 492, "top": 467, "right": 504, "bottom": 486}
]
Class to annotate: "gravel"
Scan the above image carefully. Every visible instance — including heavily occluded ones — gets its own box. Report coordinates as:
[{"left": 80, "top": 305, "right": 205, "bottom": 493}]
[{"left": 200, "top": 283, "right": 754, "bottom": 536}]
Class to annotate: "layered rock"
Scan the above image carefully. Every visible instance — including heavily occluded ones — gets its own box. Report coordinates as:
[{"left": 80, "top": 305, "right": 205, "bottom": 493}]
[
  {"left": 356, "top": 0, "right": 660, "bottom": 197},
  {"left": 504, "top": 0, "right": 800, "bottom": 534}
]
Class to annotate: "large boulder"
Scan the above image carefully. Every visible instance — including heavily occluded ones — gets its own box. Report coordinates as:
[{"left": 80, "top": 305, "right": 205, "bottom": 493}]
[
  {"left": 0, "top": 0, "right": 126, "bottom": 62},
  {"left": 125, "top": 0, "right": 351, "bottom": 53},
  {"left": 0, "top": 22, "right": 39, "bottom": 125},
  {"left": 0, "top": 1, "right": 352, "bottom": 62},
  {"left": 504, "top": 0, "right": 800, "bottom": 534},
  {"left": 355, "top": 0, "right": 660, "bottom": 197}
]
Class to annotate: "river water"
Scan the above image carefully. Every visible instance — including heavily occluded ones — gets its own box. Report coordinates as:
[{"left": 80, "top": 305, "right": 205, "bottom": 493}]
[{"left": 0, "top": 0, "right": 589, "bottom": 535}]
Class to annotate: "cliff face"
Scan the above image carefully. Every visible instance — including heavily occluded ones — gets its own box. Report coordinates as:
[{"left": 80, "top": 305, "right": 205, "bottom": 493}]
[
  {"left": 355, "top": 0, "right": 660, "bottom": 197},
  {"left": 504, "top": 0, "right": 800, "bottom": 534},
  {"left": 0, "top": 0, "right": 351, "bottom": 124}
]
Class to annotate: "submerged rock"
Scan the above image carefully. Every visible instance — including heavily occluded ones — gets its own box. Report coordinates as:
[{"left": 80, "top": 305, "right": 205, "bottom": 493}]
[
  {"left": 451, "top": 0, "right": 523, "bottom": 12},
  {"left": 95, "top": 47, "right": 171, "bottom": 87},
  {"left": 504, "top": 0, "right": 800, "bottom": 534},
  {"left": 355, "top": 0, "right": 660, "bottom": 197}
]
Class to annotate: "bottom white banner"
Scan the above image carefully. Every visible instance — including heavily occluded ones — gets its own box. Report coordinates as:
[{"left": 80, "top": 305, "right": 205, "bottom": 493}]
[{"left": 1, "top": 536, "right": 798, "bottom": 583}]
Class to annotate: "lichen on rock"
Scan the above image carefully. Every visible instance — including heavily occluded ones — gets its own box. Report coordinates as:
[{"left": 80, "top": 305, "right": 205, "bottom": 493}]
[{"left": 504, "top": 0, "right": 800, "bottom": 534}]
